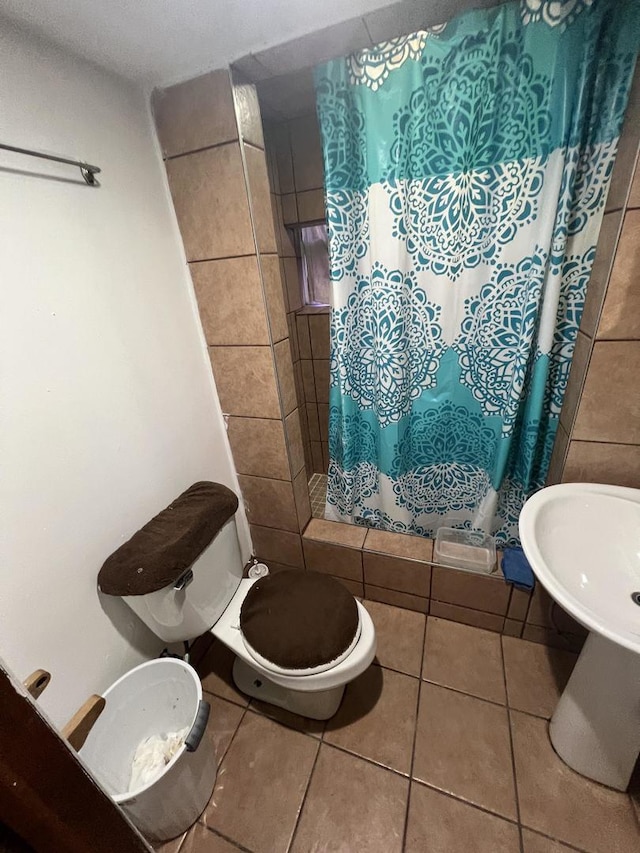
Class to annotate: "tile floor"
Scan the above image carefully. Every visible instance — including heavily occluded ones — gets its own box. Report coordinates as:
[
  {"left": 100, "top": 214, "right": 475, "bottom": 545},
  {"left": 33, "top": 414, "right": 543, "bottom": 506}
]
[
  {"left": 156, "top": 601, "right": 640, "bottom": 853},
  {"left": 308, "top": 473, "right": 328, "bottom": 519}
]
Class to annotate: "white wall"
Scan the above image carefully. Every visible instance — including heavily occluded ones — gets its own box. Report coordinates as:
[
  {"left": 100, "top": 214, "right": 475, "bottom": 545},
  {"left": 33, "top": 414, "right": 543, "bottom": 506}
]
[{"left": 0, "top": 19, "right": 249, "bottom": 727}]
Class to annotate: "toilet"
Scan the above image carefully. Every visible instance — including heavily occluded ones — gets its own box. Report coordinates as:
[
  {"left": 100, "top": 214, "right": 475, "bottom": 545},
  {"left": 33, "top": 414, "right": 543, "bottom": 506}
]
[{"left": 98, "top": 482, "right": 376, "bottom": 720}]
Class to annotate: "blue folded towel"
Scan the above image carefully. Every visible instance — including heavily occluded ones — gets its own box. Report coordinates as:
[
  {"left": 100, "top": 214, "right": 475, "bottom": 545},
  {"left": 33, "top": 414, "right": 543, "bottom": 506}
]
[{"left": 501, "top": 547, "right": 535, "bottom": 591}]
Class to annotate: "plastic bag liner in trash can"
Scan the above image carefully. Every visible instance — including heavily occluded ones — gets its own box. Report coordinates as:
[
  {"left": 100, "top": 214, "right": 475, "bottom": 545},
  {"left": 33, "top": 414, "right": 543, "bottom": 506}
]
[{"left": 79, "top": 659, "right": 215, "bottom": 842}]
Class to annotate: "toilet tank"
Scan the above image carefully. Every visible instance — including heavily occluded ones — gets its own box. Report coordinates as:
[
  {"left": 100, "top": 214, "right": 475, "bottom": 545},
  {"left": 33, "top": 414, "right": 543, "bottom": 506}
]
[{"left": 122, "top": 517, "right": 244, "bottom": 644}]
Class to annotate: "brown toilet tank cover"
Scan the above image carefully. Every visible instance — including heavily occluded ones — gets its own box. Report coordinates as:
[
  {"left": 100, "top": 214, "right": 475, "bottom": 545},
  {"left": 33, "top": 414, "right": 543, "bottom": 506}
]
[
  {"left": 98, "top": 481, "right": 238, "bottom": 596},
  {"left": 240, "top": 570, "right": 360, "bottom": 670}
]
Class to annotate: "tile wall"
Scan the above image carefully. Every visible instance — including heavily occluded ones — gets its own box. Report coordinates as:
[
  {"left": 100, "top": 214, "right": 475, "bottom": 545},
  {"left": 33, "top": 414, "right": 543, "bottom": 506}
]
[
  {"left": 152, "top": 69, "right": 311, "bottom": 569},
  {"left": 263, "top": 113, "right": 328, "bottom": 476},
  {"left": 548, "top": 63, "right": 640, "bottom": 489}
]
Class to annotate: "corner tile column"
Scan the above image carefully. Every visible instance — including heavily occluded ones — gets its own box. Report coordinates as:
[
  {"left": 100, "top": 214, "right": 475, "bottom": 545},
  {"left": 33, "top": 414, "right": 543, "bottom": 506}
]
[{"left": 152, "top": 68, "right": 310, "bottom": 570}]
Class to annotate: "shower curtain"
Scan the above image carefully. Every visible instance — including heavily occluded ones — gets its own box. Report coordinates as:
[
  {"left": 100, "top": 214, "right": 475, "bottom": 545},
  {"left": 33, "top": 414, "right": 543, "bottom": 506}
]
[{"left": 315, "top": 0, "right": 639, "bottom": 543}]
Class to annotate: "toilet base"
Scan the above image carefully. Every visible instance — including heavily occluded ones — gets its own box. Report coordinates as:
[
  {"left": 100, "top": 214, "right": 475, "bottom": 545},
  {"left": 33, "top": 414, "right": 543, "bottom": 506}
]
[{"left": 232, "top": 657, "right": 345, "bottom": 720}]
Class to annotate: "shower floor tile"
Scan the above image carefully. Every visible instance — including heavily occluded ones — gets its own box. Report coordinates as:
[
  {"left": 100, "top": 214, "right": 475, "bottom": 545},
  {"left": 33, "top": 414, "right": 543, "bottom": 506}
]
[
  {"left": 308, "top": 472, "right": 327, "bottom": 518},
  {"left": 153, "top": 604, "right": 640, "bottom": 853}
]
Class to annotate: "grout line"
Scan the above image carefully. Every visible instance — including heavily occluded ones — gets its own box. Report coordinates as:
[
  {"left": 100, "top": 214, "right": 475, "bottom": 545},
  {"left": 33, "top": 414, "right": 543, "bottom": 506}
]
[
  {"left": 499, "top": 634, "right": 525, "bottom": 853},
  {"left": 201, "top": 824, "right": 252, "bottom": 852},
  {"left": 286, "top": 736, "right": 322, "bottom": 853},
  {"left": 164, "top": 138, "right": 239, "bottom": 161},
  {"left": 401, "top": 609, "right": 429, "bottom": 850}
]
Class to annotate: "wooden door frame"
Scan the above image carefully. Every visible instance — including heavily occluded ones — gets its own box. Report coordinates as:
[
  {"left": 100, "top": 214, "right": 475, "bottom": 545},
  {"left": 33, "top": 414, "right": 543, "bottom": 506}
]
[{"left": 0, "top": 660, "right": 151, "bottom": 853}]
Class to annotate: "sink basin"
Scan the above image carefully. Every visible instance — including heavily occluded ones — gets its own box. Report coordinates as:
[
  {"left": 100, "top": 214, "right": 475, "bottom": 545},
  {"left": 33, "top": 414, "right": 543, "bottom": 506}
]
[
  {"left": 519, "top": 482, "right": 640, "bottom": 655},
  {"left": 519, "top": 482, "right": 640, "bottom": 791}
]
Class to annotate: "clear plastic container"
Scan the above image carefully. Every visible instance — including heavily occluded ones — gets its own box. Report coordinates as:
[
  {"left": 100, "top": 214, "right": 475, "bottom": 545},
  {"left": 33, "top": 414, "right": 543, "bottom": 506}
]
[{"left": 434, "top": 528, "right": 496, "bottom": 574}]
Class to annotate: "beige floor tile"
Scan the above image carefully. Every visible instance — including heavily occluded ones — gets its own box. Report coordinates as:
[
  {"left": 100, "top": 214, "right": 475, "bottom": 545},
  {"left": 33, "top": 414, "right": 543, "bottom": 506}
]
[
  {"left": 423, "top": 617, "right": 506, "bottom": 704},
  {"left": 502, "top": 636, "right": 576, "bottom": 718},
  {"left": 521, "top": 828, "right": 582, "bottom": 853},
  {"left": 202, "top": 693, "right": 245, "bottom": 767},
  {"left": 363, "top": 599, "right": 426, "bottom": 676},
  {"left": 202, "top": 711, "right": 318, "bottom": 853},
  {"left": 511, "top": 711, "right": 640, "bottom": 853},
  {"left": 291, "top": 744, "right": 408, "bottom": 853},
  {"left": 405, "top": 782, "right": 520, "bottom": 853},
  {"left": 180, "top": 824, "right": 242, "bottom": 852},
  {"left": 197, "top": 641, "right": 249, "bottom": 707},
  {"left": 413, "top": 683, "right": 517, "bottom": 820},
  {"left": 324, "top": 665, "right": 419, "bottom": 774}
]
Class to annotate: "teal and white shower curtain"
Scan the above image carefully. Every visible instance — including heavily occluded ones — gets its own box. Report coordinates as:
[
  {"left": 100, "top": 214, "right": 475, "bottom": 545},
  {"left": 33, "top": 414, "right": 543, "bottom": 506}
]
[{"left": 315, "top": 0, "right": 639, "bottom": 543}]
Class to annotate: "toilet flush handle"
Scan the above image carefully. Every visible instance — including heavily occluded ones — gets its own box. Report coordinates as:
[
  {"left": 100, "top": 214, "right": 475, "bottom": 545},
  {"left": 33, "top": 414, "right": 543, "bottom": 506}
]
[{"left": 173, "top": 569, "right": 194, "bottom": 592}]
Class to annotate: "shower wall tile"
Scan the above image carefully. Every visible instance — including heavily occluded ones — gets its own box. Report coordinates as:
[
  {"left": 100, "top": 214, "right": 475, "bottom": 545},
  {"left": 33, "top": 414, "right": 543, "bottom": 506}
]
[
  {"left": 364, "top": 528, "right": 434, "bottom": 563},
  {"left": 313, "top": 360, "right": 330, "bottom": 404},
  {"left": 297, "top": 315, "right": 312, "bottom": 359},
  {"left": 558, "top": 331, "right": 591, "bottom": 434},
  {"left": 317, "top": 403, "right": 329, "bottom": 442},
  {"left": 545, "top": 422, "right": 569, "bottom": 486},
  {"left": 191, "top": 256, "right": 269, "bottom": 345},
  {"left": 274, "top": 338, "right": 297, "bottom": 415},
  {"left": 333, "top": 577, "right": 365, "bottom": 598},
  {"left": 311, "top": 441, "right": 324, "bottom": 473},
  {"left": 166, "top": 143, "right": 254, "bottom": 261},
  {"left": 306, "top": 402, "right": 320, "bottom": 441},
  {"left": 302, "top": 539, "right": 363, "bottom": 582},
  {"left": 596, "top": 210, "right": 640, "bottom": 340},
  {"left": 285, "top": 409, "right": 306, "bottom": 477},
  {"left": 290, "top": 114, "right": 324, "bottom": 192},
  {"left": 296, "top": 189, "right": 325, "bottom": 223},
  {"left": 209, "top": 345, "right": 280, "bottom": 418},
  {"left": 243, "top": 143, "right": 278, "bottom": 254},
  {"left": 579, "top": 210, "right": 622, "bottom": 338},
  {"left": 309, "top": 314, "right": 330, "bottom": 359},
  {"left": 429, "top": 601, "right": 505, "bottom": 633},
  {"left": 227, "top": 417, "right": 289, "bottom": 480},
  {"left": 152, "top": 69, "right": 237, "bottom": 158},
  {"left": 321, "top": 442, "right": 329, "bottom": 473},
  {"left": 304, "top": 518, "right": 367, "bottom": 549},
  {"left": 237, "top": 474, "right": 298, "bottom": 532},
  {"left": 287, "top": 312, "right": 300, "bottom": 360},
  {"left": 431, "top": 566, "right": 510, "bottom": 616},
  {"left": 293, "top": 468, "right": 312, "bottom": 529},
  {"left": 282, "top": 193, "right": 298, "bottom": 225},
  {"left": 503, "top": 619, "right": 524, "bottom": 638},
  {"left": 260, "top": 255, "right": 289, "bottom": 343},
  {"left": 301, "top": 360, "right": 316, "bottom": 403},
  {"left": 283, "top": 258, "right": 302, "bottom": 312},
  {"left": 364, "top": 585, "right": 429, "bottom": 614},
  {"left": 364, "top": 553, "right": 431, "bottom": 598},
  {"left": 572, "top": 341, "right": 640, "bottom": 444},
  {"left": 562, "top": 441, "right": 640, "bottom": 489},
  {"left": 507, "top": 588, "right": 532, "bottom": 622},
  {"left": 272, "top": 123, "right": 295, "bottom": 193},
  {"left": 250, "top": 525, "right": 304, "bottom": 568}
]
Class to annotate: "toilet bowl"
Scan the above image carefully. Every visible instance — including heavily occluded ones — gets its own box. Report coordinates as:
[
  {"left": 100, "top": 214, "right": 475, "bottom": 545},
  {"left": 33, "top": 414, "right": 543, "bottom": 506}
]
[
  {"left": 212, "top": 575, "right": 376, "bottom": 718},
  {"left": 100, "top": 487, "right": 376, "bottom": 721}
]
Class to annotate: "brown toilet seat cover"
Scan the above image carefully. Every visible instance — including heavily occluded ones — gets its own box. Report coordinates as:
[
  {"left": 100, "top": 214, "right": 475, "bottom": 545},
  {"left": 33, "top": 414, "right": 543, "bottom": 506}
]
[
  {"left": 240, "top": 570, "right": 360, "bottom": 670},
  {"left": 98, "top": 481, "right": 238, "bottom": 596}
]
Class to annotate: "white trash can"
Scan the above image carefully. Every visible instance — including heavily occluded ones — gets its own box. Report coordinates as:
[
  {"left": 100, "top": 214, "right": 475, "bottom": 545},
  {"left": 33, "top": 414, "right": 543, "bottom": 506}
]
[{"left": 79, "top": 658, "right": 215, "bottom": 842}]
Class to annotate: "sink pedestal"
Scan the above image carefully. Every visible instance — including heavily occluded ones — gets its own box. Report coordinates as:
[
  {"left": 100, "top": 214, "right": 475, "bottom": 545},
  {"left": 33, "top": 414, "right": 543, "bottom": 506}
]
[{"left": 550, "top": 631, "right": 640, "bottom": 791}]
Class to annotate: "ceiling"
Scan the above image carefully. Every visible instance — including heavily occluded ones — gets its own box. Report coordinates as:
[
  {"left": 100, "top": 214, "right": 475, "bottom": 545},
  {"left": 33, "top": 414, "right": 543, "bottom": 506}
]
[{"left": 0, "top": 0, "right": 398, "bottom": 88}]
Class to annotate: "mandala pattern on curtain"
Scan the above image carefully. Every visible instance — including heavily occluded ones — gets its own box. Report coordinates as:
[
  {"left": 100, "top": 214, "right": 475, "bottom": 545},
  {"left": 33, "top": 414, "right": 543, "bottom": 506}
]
[{"left": 315, "top": 0, "right": 639, "bottom": 543}]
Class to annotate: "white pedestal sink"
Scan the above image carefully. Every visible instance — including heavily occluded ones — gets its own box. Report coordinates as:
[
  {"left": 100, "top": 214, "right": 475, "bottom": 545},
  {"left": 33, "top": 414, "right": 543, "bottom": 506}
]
[{"left": 519, "top": 482, "right": 640, "bottom": 791}]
